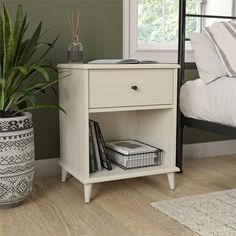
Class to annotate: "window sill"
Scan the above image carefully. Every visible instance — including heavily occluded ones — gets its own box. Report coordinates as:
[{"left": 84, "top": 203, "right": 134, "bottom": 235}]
[
  {"left": 136, "top": 48, "right": 194, "bottom": 52},
  {"left": 128, "top": 49, "right": 195, "bottom": 63}
]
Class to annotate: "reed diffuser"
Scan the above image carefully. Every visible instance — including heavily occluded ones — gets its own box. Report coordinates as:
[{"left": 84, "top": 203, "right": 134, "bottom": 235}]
[{"left": 67, "top": 10, "right": 83, "bottom": 63}]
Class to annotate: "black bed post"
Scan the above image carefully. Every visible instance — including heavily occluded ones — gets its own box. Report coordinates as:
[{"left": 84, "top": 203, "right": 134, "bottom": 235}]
[{"left": 176, "top": 0, "right": 186, "bottom": 172}]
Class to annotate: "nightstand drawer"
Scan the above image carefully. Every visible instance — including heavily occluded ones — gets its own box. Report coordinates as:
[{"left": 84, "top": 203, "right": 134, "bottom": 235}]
[{"left": 89, "top": 69, "right": 173, "bottom": 108}]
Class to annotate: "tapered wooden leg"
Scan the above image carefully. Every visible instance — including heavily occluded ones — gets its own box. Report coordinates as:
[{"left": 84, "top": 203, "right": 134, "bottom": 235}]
[
  {"left": 167, "top": 173, "right": 175, "bottom": 190},
  {"left": 61, "top": 168, "right": 68, "bottom": 183},
  {"left": 84, "top": 184, "right": 92, "bottom": 203}
]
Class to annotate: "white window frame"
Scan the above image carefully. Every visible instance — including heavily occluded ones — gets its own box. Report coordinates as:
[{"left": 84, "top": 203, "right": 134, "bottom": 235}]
[
  {"left": 123, "top": 0, "right": 198, "bottom": 62},
  {"left": 123, "top": 0, "right": 130, "bottom": 59},
  {"left": 123, "top": 0, "right": 234, "bottom": 62}
]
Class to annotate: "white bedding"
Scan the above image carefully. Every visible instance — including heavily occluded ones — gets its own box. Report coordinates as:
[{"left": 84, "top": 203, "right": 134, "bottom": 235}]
[{"left": 180, "top": 77, "right": 236, "bottom": 127}]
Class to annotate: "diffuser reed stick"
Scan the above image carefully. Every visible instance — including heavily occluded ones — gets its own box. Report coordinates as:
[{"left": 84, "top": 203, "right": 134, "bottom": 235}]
[{"left": 67, "top": 10, "right": 80, "bottom": 42}]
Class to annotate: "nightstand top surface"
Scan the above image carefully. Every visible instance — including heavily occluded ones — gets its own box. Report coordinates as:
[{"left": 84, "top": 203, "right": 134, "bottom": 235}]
[{"left": 57, "top": 63, "right": 180, "bottom": 70}]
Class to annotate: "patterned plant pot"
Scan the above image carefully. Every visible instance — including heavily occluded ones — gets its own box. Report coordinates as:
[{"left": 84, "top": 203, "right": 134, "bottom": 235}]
[{"left": 0, "top": 112, "right": 34, "bottom": 208}]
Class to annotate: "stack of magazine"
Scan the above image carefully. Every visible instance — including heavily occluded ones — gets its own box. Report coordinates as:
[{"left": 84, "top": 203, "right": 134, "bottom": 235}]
[
  {"left": 105, "top": 140, "right": 163, "bottom": 169},
  {"left": 88, "top": 59, "right": 159, "bottom": 64},
  {"left": 89, "top": 120, "right": 112, "bottom": 173}
]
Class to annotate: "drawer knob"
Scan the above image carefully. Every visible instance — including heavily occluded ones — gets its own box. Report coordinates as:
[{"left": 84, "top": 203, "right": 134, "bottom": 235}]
[{"left": 131, "top": 85, "right": 138, "bottom": 91}]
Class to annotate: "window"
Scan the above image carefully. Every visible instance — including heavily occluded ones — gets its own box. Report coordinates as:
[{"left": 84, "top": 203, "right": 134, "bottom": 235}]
[
  {"left": 138, "top": 0, "right": 200, "bottom": 50},
  {"left": 123, "top": 0, "right": 233, "bottom": 62}
]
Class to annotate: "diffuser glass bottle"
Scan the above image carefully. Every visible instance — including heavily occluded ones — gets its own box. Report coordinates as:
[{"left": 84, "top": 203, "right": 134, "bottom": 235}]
[{"left": 67, "top": 34, "right": 83, "bottom": 63}]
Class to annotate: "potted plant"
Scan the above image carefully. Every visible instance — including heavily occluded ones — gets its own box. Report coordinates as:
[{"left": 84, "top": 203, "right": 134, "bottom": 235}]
[{"left": 0, "top": 4, "right": 64, "bottom": 208}]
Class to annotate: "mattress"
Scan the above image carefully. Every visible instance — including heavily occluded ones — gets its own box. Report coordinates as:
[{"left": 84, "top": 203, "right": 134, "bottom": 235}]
[{"left": 180, "top": 77, "right": 236, "bottom": 127}]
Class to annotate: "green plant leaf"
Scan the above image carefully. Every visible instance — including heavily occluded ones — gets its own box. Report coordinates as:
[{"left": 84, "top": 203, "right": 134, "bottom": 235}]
[
  {"left": 18, "top": 21, "right": 42, "bottom": 65},
  {"left": 15, "top": 90, "right": 36, "bottom": 106},
  {"left": 12, "top": 104, "right": 66, "bottom": 116},
  {"left": 14, "top": 4, "right": 23, "bottom": 47},
  {"left": 16, "top": 82, "right": 48, "bottom": 105},
  {"left": 4, "top": 67, "right": 27, "bottom": 102},
  {"left": 43, "top": 60, "right": 57, "bottom": 72},
  {"left": 11, "top": 65, "right": 28, "bottom": 75},
  {"left": 4, "top": 90, "right": 25, "bottom": 111},
  {"left": 32, "top": 79, "right": 59, "bottom": 95},
  {"left": 2, "top": 4, "right": 13, "bottom": 74},
  {"left": 3, "top": 4, "right": 11, "bottom": 41},
  {"left": 14, "top": 13, "right": 28, "bottom": 65},
  {"left": 30, "top": 64, "right": 49, "bottom": 81},
  {"left": 38, "top": 34, "right": 60, "bottom": 62},
  {"left": 0, "top": 9, "right": 6, "bottom": 77},
  {"left": 0, "top": 16, "right": 3, "bottom": 77},
  {"left": 4, "top": 65, "right": 28, "bottom": 99},
  {"left": 50, "top": 86, "right": 58, "bottom": 97},
  {"left": 24, "top": 82, "right": 46, "bottom": 92},
  {"left": 6, "top": 31, "right": 15, "bottom": 70},
  {"left": 0, "top": 78, "right": 6, "bottom": 110}
]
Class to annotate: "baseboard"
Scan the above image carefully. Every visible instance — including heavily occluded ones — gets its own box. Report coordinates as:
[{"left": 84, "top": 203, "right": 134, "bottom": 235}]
[
  {"left": 183, "top": 140, "right": 236, "bottom": 159},
  {"left": 35, "top": 158, "right": 60, "bottom": 178}
]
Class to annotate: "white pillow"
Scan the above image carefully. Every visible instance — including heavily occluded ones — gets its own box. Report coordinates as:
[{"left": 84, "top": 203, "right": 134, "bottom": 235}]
[
  {"left": 204, "top": 21, "right": 236, "bottom": 77},
  {"left": 190, "top": 32, "right": 227, "bottom": 84}
]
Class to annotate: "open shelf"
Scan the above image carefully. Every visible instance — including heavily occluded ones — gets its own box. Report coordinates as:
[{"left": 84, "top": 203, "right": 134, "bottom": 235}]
[
  {"left": 88, "top": 109, "right": 178, "bottom": 182},
  {"left": 88, "top": 164, "right": 179, "bottom": 184}
]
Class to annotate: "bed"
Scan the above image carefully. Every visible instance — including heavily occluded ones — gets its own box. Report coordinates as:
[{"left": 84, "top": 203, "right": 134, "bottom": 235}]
[
  {"left": 180, "top": 77, "right": 236, "bottom": 127},
  {"left": 177, "top": 0, "right": 236, "bottom": 171}
]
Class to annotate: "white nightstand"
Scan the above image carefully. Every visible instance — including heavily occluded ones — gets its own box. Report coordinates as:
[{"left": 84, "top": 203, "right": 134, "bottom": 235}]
[{"left": 58, "top": 63, "right": 180, "bottom": 203}]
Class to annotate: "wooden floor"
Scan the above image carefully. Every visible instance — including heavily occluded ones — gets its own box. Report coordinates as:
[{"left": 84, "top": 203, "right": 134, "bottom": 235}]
[{"left": 1, "top": 156, "right": 236, "bottom": 236}]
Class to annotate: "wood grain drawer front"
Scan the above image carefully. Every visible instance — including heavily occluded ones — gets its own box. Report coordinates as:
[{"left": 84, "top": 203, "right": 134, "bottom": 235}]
[{"left": 89, "top": 69, "right": 173, "bottom": 108}]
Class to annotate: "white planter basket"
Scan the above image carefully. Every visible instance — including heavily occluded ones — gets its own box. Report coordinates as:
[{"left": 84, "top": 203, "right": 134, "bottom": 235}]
[{"left": 0, "top": 112, "right": 34, "bottom": 208}]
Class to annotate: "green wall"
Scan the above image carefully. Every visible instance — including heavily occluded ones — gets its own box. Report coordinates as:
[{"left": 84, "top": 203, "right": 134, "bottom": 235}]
[{"left": 4, "top": 0, "right": 231, "bottom": 160}]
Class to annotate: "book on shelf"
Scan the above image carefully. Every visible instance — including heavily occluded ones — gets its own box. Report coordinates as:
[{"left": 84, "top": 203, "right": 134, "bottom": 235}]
[
  {"left": 89, "top": 120, "right": 112, "bottom": 173},
  {"left": 89, "top": 120, "right": 102, "bottom": 172},
  {"left": 89, "top": 122, "right": 97, "bottom": 173},
  {"left": 89, "top": 120, "right": 102, "bottom": 171},
  {"left": 93, "top": 121, "right": 112, "bottom": 170},
  {"left": 105, "top": 140, "right": 163, "bottom": 169}
]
